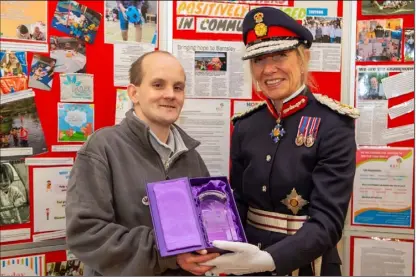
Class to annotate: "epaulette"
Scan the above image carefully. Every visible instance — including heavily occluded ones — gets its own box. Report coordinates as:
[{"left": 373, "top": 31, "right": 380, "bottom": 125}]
[
  {"left": 231, "top": 101, "right": 267, "bottom": 124},
  {"left": 313, "top": 94, "right": 360, "bottom": 119}
]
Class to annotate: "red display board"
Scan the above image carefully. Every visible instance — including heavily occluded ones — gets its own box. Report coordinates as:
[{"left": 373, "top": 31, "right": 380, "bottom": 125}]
[{"left": 356, "top": 0, "right": 414, "bottom": 148}]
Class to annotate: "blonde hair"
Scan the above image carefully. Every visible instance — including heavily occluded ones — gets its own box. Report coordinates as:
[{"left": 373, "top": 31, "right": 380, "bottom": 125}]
[{"left": 250, "top": 45, "right": 319, "bottom": 96}]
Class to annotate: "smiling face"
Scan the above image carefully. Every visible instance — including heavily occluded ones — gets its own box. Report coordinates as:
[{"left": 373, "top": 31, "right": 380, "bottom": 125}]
[
  {"left": 128, "top": 52, "right": 186, "bottom": 129},
  {"left": 251, "top": 48, "right": 309, "bottom": 101}
]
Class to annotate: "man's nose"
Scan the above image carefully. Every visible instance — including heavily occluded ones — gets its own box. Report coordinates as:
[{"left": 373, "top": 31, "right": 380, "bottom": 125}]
[{"left": 163, "top": 88, "right": 175, "bottom": 98}]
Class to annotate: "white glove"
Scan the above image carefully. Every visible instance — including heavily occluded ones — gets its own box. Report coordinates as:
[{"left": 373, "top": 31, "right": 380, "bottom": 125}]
[{"left": 201, "top": 240, "right": 276, "bottom": 276}]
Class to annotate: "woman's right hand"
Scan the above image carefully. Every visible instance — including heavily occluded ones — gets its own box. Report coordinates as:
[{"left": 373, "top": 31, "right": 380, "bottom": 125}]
[{"left": 176, "top": 250, "right": 220, "bottom": 276}]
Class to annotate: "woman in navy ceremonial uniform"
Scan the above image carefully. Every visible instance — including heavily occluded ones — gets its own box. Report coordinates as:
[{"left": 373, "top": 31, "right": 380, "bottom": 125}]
[{"left": 202, "top": 7, "right": 359, "bottom": 276}]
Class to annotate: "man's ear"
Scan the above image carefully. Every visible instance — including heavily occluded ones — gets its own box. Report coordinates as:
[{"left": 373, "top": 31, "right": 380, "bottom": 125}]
[{"left": 127, "top": 84, "right": 140, "bottom": 105}]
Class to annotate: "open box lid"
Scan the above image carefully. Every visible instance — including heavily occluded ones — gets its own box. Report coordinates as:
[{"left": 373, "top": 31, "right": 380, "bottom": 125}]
[{"left": 146, "top": 176, "right": 247, "bottom": 257}]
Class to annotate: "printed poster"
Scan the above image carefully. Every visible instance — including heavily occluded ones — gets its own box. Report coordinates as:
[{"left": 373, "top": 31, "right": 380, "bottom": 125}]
[
  {"left": 233, "top": 100, "right": 263, "bottom": 117},
  {"left": 0, "top": 89, "right": 47, "bottom": 157},
  {"left": 115, "top": 89, "right": 132, "bottom": 124},
  {"left": 361, "top": 0, "right": 415, "bottom": 15},
  {"left": 51, "top": 0, "right": 102, "bottom": 44},
  {"left": 33, "top": 167, "right": 71, "bottom": 232},
  {"left": 50, "top": 36, "right": 87, "bottom": 73},
  {"left": 176, "top": 99, "right": 231, "bottom": 177},
  {"left": 104, "top": 1, "right": 158, "bottom": 46},
  {"left": 301, "top": 17, "right": 342, "bottom": 72},
  {"left": 47, "top": 260, "right": 84, "bottom": 276},
  {"left": 351, "top": 236, "right": 414, "bottom": 276},
  {"left": 60, "top": 73, "right": 94, "bottom": 102},
  {"left": 352, "top": 148, "right": 414, "bottom": 227},
  {"left": 0, "top": 158, "right": 30, "bottom": 227},
  {"left": 1, "top": 255, "right": 46, "bottom": 276},
  {"left": 173, "top": 1, "right": 338, "bottom": 40},
  {"left": 28, "top": 54, "right": 56, "bottom": 91},
  {"left": 173, "top": 40, "right": 251, "bottom": 99},
  {"left": 0, "top": 1, "right": 48, "bottom": 53},
  {"left": 0, "top": 51, "right": 29, "bottom": 94},
  {"left": 356, "top": 19, "right": 403, "bottom": 62},
  {"left": 58, "top": 103, "right": 94, "bottom": 142},
  {"left": 355, "top": 65, "right": 413, "bottom": 146},
  {"left": 404, "top": 28, "right": 414, "bottom": 62}
]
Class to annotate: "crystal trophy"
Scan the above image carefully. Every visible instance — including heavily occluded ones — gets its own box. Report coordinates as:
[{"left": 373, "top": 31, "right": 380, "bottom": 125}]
[{"left": 197, "top": 190, "right": 238, "bottom": 242}]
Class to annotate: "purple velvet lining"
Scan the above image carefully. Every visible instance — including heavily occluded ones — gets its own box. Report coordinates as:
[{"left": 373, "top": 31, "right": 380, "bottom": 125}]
[
  {"left": 191, "top": 179, "right": 245, "bottom": 247},
  {"left": 146, "top": 176, "right": 247, "bottom": 257},
  {"left": 153, "top": 181, "right": 202, "bottom": 251}
]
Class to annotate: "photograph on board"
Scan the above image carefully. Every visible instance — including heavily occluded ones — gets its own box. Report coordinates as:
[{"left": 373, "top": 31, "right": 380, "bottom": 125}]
[
  {"left": 58, "top": 103, "right": 94, "bottom": 142},
  {"left": 362, "top": 0, "right": 415, "bottom": 15},
  {"left": 47, "top": 260, "right": 84, "bottom": 276},
  {"left": 357, "top": 72, "right": 388, "bottom": 100},
  {"left": 104, "top": 1, "right": 158, "bottom": 45},
  {"left": 50, "top": 36, "right": 87, "bottom": 73},
  {"left": 302, "top": 17, "right": 342, "bottom": 43},
  {"left": 0, "top": 92, "right": 48, "bottom": 156},
  {"left": 29, "top": 54, "right": 56, "bottom": 91},
  {"left": 0, "top": 51, "right": 29, "bottom": 94},
  {"left": 356, "top": 19, "right": 402, "bottom": 62},
  {"left": 0, "top": 1, "right": 47, "bottom": 42},
  {"left": 0, "top": 158, "right": 30, "bottom": 226},
  {"left": 404, "top": 28, "right": 414, "bottom": 61},
  {"left": 195, "top": 52, "right": 227, "bottom": 71},
  {"left": 51, "top": 0, "right": 102, "bottom": 44}
]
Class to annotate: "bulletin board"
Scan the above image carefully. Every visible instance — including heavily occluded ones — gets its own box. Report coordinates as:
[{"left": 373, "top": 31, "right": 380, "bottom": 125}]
[
  {"left": 0, "top": 0, "right": 162, "bottom": 273},
  {"left": 341, "top": 1, "right": 415, "bottom": 275},
  {"left": 2, "top": 1, "right": 413, "bottom": 276}
]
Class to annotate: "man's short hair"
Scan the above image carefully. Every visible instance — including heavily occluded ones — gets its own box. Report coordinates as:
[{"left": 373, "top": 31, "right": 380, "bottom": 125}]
[{"left": 129, "top": 51, "right": 173, "bottom": 86}]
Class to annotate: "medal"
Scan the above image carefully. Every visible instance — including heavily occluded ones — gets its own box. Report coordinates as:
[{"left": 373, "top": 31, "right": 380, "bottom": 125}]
[
  {"left": 281, "top": 188, "right": 309, "bottom": 215},
  {"left": 295, "top": 117, "right": 308, "bottom": 146},
  {"left": 305, "top": 135, "right": 314, "bottom": 147},
  {"left": 295, "top": 134, "right": 304, "bottom": 146},
  {"left": 270, "top": 118, "right": 285, "bottom": 143},
  {"left": 304, "top": 117, "right": 321, "bottom": 148}
]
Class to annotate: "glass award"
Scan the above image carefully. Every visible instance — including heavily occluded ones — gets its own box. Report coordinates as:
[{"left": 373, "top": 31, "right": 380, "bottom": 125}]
[{"left": 198, "top": 190, "right": 238, "bottom": 242}]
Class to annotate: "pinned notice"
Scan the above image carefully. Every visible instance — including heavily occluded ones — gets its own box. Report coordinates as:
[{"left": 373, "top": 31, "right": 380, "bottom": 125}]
[{"left": 381, "top": 70, "right": 414, "bottom": 99}]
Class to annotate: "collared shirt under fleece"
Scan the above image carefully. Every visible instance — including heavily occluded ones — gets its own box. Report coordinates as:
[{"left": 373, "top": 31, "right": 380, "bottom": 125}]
[{"left": 65, "top": 109, "right": 210, "bottom": 276}]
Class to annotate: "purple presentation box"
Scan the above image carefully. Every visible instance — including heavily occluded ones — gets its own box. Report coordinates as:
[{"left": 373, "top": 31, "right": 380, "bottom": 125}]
[{"left": 146, "top": 176, "right": 247, "bottom": 257}]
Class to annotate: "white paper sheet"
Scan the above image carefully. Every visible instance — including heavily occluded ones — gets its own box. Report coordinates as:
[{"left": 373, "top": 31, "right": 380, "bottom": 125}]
[
  {"left": 115, "top": 89, "right": 132, "bottom": 124},
  {"left": 352, "top": 237, "right": 414, "bottom": 276},
  {"left": 113, "top": 42, "right": 154, "bottom": 87},
  {"left": 353, "top": 147, "right": 413, "bottom": 227},
  {"left": 51, "top": 145, "right": 83, "bottom": 152},
  {"left": 1, "top": 255, "right": 46, "bottom": 276},
  {"left": 33, "top": 167, "right": 71, "bottom": 232},
  {"left": 0, "top": 228, "right": 30, "bottom": 243},
  {"left": 388, "top": 99, "right": 415, "bottom": 119},
  {"left": 172, "top": 40, "right": 251, "bottom": 99},
  {"left": 382, "top": 124, "right": 415, "bottom": 144},
  {"left": 233, "top": 100, "right": 263, "bottom": 117},
  {"left": 32, "top": 230, "right": 66, "bottom": 242},
  {"left": 176, "top": 99, "right": 231, "bottom": 177},
  {"left": 382, "top": 70, "right": 415, "bottom": 99},
  {"left": 25, "top": 157, "right": 74, "bottom": 166}
]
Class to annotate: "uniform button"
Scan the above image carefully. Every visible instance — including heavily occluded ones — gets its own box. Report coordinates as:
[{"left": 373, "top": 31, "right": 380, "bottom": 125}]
[
  {"left": 142, "top": 196, "right": 149, "bottom": 206},
  {"left": 262, "top": 185, "right": 267, "bottom": 192},
  {"left": 266, "top": 155, "right": 271, "bottom": 162}
]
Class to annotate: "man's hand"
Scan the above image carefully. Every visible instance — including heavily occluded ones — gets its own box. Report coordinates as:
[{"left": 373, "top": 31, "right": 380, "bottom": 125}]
[
  {"left": 201, "top": 241, "right": 276, "bottom": 276},
  {"left": 177, "top": 250, "right": 220, "bottom": 276}
]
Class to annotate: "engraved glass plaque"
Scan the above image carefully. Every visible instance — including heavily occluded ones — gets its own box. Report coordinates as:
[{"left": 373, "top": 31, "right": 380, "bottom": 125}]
[{"left": 198, "top": 190, "right": 238, "bottom": 242}]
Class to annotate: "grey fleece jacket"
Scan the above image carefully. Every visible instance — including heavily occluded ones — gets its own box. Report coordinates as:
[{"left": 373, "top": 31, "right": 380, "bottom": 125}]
[{"left": 65, "top": 110, "right": 210, "bottom": 276}]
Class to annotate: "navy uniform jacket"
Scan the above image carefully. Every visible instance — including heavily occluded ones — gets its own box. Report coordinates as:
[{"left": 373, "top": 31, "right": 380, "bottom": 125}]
[{"left": 231, "top": 87, "right": 358, "bottom": 276}]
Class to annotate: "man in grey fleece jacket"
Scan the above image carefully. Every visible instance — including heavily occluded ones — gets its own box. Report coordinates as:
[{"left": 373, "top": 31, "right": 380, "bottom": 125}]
[{"left": 65, "top": 51, "right": 220, "bottom": 275}]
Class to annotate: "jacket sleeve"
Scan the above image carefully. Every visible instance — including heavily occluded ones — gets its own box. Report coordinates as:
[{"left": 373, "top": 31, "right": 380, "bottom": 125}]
[
  {"left": 265, "top": 119, "right": 356, "bottom": 275},
  {"left": 65, "top": 151, "right": 179, "bottom": 276},
  {"left": 230, "top": 121, "right": 248, "bottom": 225}
]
